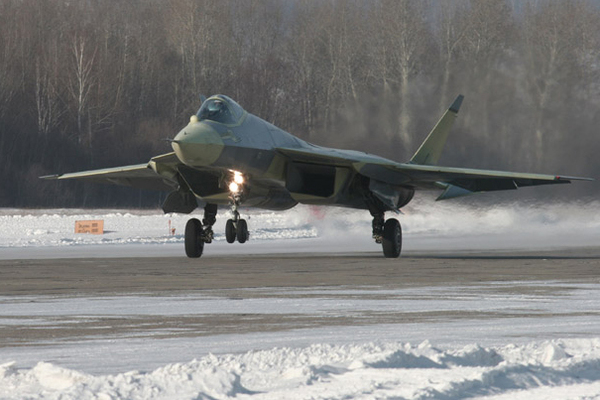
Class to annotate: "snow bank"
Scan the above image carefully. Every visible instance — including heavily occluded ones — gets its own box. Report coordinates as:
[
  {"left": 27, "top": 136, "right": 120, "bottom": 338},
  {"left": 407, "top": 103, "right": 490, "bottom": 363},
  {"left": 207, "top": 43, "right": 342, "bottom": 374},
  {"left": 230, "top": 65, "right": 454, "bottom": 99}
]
[{"left": 3, "top": 340, "right": 600, "bottom": 400}]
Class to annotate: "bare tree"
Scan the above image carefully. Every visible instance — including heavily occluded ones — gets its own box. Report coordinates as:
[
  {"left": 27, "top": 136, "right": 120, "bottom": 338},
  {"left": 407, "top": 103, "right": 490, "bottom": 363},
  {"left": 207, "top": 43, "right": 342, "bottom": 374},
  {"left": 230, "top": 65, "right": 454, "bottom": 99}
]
[
  {"left": 520, "top": 1, "right": 595, "bottom": 168},
  {"left": 67, "top": 34, "right": 97, "bottom": 146},
  {"left": 373, "top": 0, "right": 433, "bottom": 145},
  {"left": 434, "top": 0, "right": 470, "bottom": 109}
]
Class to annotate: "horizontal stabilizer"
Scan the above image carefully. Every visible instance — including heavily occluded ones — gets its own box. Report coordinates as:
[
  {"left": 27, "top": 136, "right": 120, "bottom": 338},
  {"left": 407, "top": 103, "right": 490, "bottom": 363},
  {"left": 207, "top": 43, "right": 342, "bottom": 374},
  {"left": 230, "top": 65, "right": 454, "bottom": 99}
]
[{"left": 436, "top": 184, "right": 473, "bottom": 201}]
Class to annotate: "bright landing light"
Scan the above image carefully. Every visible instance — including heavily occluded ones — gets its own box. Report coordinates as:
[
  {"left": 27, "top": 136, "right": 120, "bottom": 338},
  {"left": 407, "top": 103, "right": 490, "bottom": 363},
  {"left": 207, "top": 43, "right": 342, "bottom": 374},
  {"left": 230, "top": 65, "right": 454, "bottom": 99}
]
[
  {"left": 229, "top": 171, "right": 244, "bottom": 193},
  {"left": 233, "top": 171, "right": 244, "bottom": 184},
  {"left": 229, "top": 182, "right": 240, "bottom": 193}
]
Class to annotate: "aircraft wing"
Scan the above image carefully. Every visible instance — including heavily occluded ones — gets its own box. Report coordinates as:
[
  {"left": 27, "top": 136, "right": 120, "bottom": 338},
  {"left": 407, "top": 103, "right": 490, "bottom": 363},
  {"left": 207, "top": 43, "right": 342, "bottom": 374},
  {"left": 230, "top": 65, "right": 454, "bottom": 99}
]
[
  {"left": 355, "top": 161, "right": 592, "bottom": 200},
  {"left": 276, "top": 147, "right": 591, "bottom": 200},
  {"left": 41, "top": 153, "right": 180, "bottom": 192}
]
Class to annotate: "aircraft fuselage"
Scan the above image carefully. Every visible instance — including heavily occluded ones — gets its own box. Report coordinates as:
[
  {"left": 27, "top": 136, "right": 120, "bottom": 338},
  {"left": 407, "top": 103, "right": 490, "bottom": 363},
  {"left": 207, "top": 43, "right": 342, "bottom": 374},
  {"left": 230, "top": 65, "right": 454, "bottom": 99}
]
[{"left": 171, "top": 106, "right": 412, "bottom": 212}]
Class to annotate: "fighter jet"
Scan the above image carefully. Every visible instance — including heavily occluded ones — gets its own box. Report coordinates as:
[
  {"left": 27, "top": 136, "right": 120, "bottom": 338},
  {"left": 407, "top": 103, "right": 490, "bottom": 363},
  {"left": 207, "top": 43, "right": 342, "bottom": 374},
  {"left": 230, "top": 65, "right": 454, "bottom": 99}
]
[{"left": 42, "top": 95, "right": 591, "bottom": 258}]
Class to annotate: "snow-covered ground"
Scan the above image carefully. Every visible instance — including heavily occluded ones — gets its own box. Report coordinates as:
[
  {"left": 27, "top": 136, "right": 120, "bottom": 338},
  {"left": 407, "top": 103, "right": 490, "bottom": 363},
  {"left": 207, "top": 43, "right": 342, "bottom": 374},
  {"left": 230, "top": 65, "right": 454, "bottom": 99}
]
[
  {"left": 3, "top": 283, "right": 600, "bottom": 399},
  {"left": 1, "top": 199, "right": 599, "bottom": 257},
  {"left": 5, "top": 337, "right": 600, "bottom": 400},
  {"left": 1, "top": 201, "right": 600, "bottom": 399}
]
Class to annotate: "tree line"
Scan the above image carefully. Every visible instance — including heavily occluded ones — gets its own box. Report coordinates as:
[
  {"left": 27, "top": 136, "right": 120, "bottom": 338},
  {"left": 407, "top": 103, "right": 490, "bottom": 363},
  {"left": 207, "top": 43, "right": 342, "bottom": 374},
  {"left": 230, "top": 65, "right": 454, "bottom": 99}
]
[{"left": 0, "top": 0, "right": 598, "bottom": 208}]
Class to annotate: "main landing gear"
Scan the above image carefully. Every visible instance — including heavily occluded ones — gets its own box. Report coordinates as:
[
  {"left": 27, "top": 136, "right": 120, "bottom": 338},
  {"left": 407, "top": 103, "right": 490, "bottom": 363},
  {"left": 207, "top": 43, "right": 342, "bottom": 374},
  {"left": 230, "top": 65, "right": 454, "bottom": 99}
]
[
  {"left": 372, "top": 212, "right": 402, "bottom": 258},
  {"left": 184, "top": 203, "right": 217, "bottom": 258}
]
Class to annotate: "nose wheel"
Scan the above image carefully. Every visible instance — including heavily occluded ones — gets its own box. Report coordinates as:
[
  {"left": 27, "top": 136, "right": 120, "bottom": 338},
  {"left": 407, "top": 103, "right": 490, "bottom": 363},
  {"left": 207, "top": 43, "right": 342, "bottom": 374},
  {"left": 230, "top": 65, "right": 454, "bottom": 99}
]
[
  {"left": 225, "top": 197, "right": 249, "bottom": 244},
  {"left": 225, "top": 219, "right": 236, "bottom": 243},
  {"left": 225, "top": 217, "right": 249, "bottom": 244},
  {"left": 236, "top": 219, "right": 249, "bottom": 243}
]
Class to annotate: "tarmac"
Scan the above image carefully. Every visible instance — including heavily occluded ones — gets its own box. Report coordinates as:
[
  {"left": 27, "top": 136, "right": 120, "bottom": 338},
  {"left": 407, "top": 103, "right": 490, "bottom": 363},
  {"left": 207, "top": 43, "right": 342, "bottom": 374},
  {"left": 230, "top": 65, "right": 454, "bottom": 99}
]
[
  {"left": 1, "top": 248, "right": 600, "bottom": 352},
  {"left": 2, "top": 248, "right": 600, "bottom": 296}
]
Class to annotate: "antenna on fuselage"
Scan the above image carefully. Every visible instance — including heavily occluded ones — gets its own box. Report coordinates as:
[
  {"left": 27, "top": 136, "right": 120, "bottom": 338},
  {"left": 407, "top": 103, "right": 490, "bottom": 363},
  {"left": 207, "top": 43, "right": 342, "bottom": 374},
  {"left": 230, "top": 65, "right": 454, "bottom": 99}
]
[{"left": 199, "top": 94, "right": 207, "bottom": 104}]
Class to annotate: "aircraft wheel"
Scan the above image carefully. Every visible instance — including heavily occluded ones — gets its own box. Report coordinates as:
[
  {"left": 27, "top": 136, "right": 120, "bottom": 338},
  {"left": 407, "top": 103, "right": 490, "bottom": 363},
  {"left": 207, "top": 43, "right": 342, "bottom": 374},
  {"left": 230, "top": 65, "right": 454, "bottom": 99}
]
[
  {"left": 382, "top": 218, "right": 402, "bottom": 258},
  {"left": 225, "top": 219, "right": 236, "bottom": 243},
  {"left": 237, "top": 219, "right": 249, "bottom": 244},
  {"left": 185, "top": 218, "right": 204, "bottom": 258}
]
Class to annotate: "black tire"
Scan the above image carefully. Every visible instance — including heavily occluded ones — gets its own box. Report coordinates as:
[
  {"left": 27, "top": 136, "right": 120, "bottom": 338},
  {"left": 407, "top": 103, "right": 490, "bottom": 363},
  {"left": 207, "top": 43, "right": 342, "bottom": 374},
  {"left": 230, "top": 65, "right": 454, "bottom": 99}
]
[
  {"left": 185, "top": 218, "right": 204, "bottom": 258},
  {"left": 382, "top": 218, "right": 402, "bottom": 258},
  {"left": 236, "top": 219, "right": 248, "bottom": 243},
  {"left": 225, "top": 219, "right": 236, "bottom": 243}
]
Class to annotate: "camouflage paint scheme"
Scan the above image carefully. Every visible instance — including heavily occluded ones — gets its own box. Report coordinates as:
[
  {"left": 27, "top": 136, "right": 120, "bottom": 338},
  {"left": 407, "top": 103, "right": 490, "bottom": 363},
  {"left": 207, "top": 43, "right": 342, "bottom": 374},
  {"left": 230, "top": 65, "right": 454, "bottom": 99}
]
[{"left": 45, "top": 94, "right": 590, "bottom": 215}]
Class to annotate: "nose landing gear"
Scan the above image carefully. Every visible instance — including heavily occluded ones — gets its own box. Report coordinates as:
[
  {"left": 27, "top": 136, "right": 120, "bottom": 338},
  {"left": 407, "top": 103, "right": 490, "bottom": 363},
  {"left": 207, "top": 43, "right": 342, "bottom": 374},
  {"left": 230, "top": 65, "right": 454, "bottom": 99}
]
[
  {"left": 225, "top": 180, "right": 249, "bottom": 244},
  {"left": 226, "top": 216, "right": 248, "bottom": 243},
  {"left": 184, "top": 172, "right": 250, "bottom": 258}
]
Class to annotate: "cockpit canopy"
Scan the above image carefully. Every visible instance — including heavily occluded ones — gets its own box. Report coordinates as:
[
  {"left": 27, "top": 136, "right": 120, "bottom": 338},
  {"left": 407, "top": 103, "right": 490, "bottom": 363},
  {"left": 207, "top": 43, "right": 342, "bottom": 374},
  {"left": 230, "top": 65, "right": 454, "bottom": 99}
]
[{"left": 197, "top": 95, "right": 244, "bottom": 125}]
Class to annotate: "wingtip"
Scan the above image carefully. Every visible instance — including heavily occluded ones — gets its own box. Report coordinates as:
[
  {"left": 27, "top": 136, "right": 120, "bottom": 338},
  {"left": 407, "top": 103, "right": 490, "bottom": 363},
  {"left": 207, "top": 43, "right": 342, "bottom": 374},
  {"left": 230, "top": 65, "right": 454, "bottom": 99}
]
[
  {"left": 449, "top": 94, "right": 464, "bottom": 113},
  {"left": 555, "top": 175, "right": 594, "bottom": 182},
  {"left": 39, "top": 174, "right": 61, "bottom": 180}
]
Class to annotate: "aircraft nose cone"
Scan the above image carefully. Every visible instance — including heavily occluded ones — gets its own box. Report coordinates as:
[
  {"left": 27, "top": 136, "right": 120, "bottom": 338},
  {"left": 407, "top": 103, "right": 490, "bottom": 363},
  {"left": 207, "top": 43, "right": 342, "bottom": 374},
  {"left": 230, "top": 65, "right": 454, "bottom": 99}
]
[{"left": 172, "top": 122, "right": 224, "bottom": 166}]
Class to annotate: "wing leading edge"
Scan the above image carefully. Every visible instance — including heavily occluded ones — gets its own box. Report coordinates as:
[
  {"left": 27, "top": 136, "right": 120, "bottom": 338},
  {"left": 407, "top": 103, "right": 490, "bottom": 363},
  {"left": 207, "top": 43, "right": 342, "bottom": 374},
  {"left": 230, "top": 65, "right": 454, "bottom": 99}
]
[{"left": 41, "top": 153, "right": 180, "bottom": 192}]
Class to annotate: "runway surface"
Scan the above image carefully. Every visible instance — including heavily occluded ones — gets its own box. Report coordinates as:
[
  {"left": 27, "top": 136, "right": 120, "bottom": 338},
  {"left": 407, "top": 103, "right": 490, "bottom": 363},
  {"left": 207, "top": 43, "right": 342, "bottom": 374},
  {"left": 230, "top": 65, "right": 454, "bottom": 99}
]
[
  {"left": 3, "top": 248, "right": 600, "bottom": 295},
  {"left": 2, "top": 248, "right": 600, "bottom": 353}
]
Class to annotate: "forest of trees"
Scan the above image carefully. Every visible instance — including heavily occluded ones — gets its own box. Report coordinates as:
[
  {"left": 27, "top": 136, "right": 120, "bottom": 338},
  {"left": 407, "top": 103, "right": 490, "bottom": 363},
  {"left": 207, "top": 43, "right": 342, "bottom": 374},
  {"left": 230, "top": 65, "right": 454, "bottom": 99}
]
[{"left": 0, "top": 0, "right": 598, "bottom": 208}]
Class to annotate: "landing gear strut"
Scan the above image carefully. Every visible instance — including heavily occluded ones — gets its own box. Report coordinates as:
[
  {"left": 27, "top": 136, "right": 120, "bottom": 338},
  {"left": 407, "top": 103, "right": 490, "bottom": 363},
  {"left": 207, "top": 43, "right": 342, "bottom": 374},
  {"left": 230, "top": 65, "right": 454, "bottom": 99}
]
[
  {"left": 184, "top": 203, "right": 217, "bottom": 258},
  {"left": 372, "top": 212, "right": 402, "bottom": 258},
  {"left": 225, "top": 177, "right": 249, "bottom": 244}
]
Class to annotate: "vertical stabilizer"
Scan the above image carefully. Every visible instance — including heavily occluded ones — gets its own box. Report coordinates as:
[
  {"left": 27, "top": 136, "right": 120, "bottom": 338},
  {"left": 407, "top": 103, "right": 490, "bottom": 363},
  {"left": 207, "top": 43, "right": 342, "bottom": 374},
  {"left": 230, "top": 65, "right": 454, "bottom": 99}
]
[{"left": 409, "top": 95, "right": 463, "bottom": 165}]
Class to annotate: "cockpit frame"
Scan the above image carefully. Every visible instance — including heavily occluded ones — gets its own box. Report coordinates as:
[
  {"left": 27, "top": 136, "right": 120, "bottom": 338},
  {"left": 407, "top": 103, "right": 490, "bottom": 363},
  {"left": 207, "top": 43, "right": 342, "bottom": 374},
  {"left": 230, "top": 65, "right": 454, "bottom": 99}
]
[{"left": 197, "top": 95, "right": 245, "bottom": 126}]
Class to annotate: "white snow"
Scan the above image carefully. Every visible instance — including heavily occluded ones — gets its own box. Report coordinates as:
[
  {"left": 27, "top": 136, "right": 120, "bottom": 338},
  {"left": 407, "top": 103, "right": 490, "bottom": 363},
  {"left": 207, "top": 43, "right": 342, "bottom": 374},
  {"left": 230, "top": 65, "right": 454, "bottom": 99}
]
[
  {"left": 2, "top": 282, "right": 600, "bottom": 399},
  {"left": 1, "top": 200, "right": 599, "bottom": 257},
  {"left": 1, "top": 201, "right": 600, "bottom": 399},
  {"left": 4, "top": 339, "right": 600, "bottom": 399}
]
